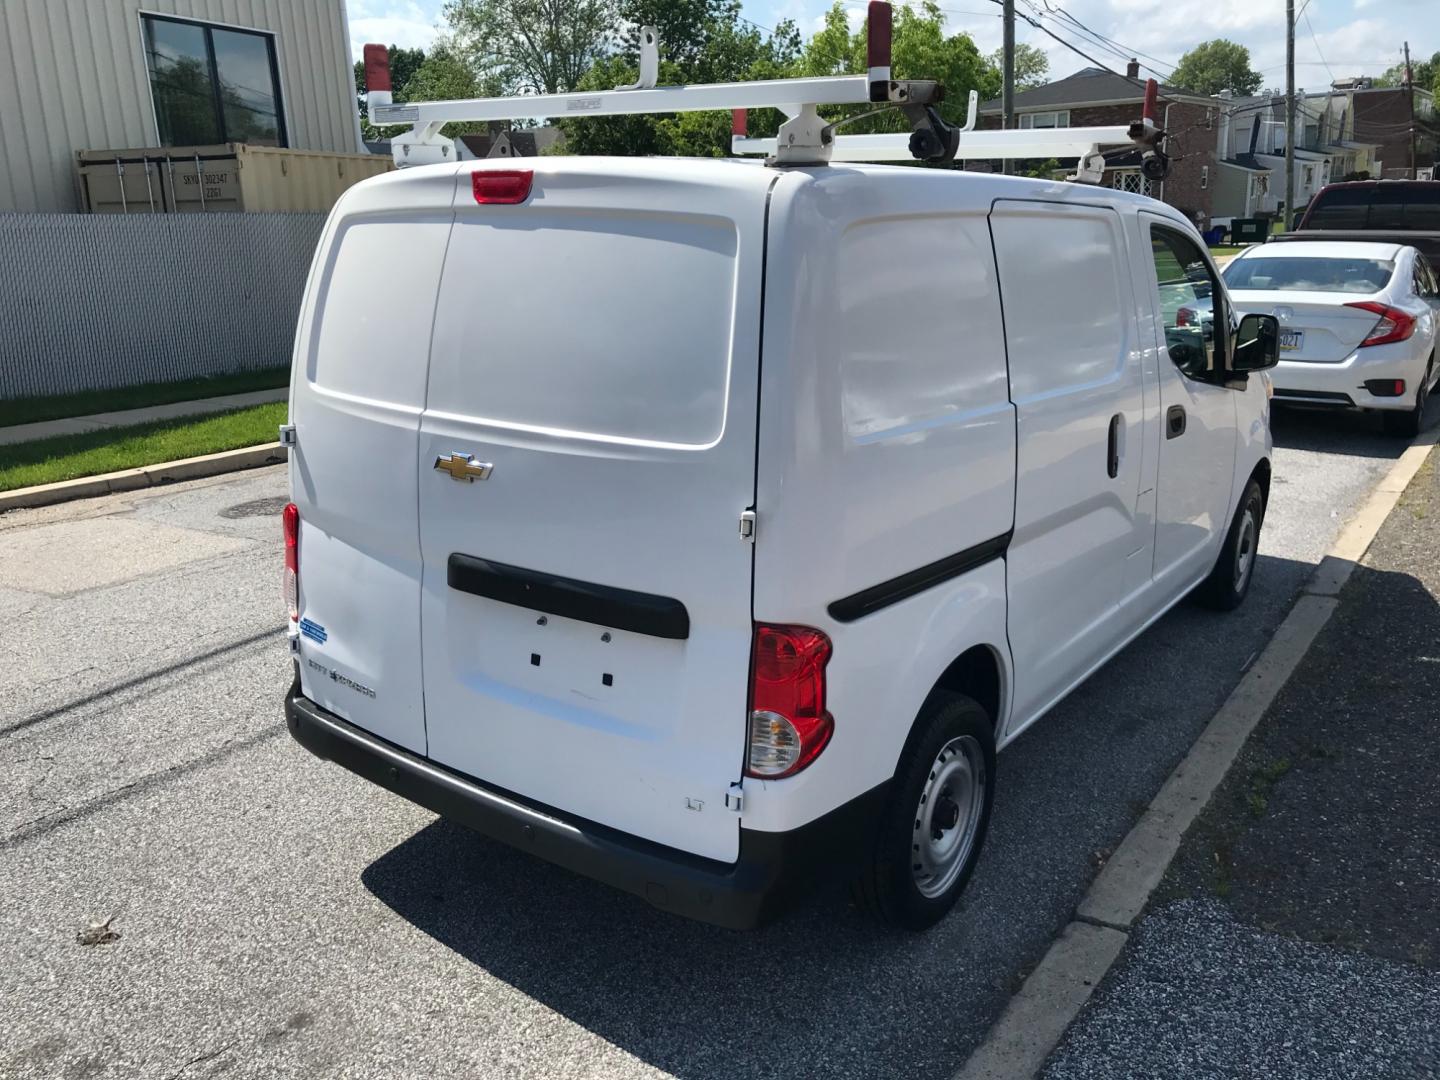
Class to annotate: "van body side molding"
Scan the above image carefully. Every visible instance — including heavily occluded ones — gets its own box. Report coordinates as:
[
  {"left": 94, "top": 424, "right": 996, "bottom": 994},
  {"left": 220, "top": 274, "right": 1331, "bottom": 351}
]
[
  {"left": 827, "top": 531, "right": 1013, "bottom": 623},
  {"left": 447, "top": 553, "right": 691, "bottom": 640}
]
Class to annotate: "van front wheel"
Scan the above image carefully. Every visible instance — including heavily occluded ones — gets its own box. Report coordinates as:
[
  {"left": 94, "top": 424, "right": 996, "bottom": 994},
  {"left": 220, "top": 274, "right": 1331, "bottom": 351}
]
[
  {"left": 1196, "top": 477, "right": 1265, "bottom": 611},
  {"left": 851, "top": 691, "right": 995, "bottom": 930}
]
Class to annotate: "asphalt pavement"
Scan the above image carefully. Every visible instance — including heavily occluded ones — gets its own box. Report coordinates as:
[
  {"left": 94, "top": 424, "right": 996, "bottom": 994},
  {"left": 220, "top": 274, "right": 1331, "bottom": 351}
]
[
  {"left": 0, "top": 406, "right": 1415, "bottom": 1080},
  {"left": 1042, "top": 445, "right": 1440, "bottom": 1080}
]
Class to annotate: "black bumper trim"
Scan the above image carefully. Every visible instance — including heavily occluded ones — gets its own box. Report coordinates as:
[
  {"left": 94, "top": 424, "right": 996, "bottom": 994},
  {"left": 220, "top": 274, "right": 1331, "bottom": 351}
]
[{"left": 285, "top": 677, "right": 886, "bottom": 929}]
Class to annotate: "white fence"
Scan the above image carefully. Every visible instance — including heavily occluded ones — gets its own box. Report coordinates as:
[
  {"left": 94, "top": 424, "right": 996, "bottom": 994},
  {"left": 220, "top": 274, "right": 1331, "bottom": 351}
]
[{"left": 0, "top": 213, "right": 324, "bottom": 401}]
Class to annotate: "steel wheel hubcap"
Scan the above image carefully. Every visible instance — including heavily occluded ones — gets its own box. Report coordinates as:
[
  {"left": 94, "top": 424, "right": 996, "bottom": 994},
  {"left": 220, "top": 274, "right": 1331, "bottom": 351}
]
[
  {"left": 1234, "top": 505, "right": 1257, "bottom": 591},
  {"left": 912, "top": 735, "right": 986, "bottom": 899}
]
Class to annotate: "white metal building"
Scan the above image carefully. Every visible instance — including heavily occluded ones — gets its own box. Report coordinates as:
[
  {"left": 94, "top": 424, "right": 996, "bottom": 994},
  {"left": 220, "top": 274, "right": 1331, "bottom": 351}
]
[{"left": 0, "top": 0, "right": 362, "bottom": 211}]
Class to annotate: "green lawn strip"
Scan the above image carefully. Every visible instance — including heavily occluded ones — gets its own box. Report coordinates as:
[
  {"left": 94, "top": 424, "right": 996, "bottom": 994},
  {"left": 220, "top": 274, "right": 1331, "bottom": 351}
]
[
  {"left": 0, "top": 402, "right": 288, "bottom": 492},
  {"left": 0, "top": 367, "right": 289, "bottom": 429},
  {"left": 1210, "top": 245, "right": 1245, "bottom": 258}
]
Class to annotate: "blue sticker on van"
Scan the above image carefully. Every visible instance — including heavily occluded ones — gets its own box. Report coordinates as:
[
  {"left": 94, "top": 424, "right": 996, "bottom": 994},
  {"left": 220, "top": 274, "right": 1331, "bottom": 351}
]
[{"left": 300, "top": 618, "right": 328, "bottom": 645}]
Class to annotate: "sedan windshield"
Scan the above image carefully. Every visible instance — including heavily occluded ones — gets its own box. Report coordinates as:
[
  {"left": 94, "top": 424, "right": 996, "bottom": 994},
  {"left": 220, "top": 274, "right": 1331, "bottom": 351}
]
[{"left": 1223, "top": 256, "right": 1395, "bottom": 294}]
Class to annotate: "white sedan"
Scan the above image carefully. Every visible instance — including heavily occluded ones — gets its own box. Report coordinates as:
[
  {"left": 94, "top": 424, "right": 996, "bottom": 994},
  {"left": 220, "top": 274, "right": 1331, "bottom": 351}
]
[{"left": 1223, "top": 240, "right": 1440, "bottom": 436}]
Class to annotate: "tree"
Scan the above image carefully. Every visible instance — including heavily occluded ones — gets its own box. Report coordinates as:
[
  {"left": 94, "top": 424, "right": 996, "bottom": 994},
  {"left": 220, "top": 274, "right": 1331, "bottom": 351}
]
[
  {"left": 559, "top": 1, "right": 801, "bottom": 157},
  {"left": 988, "top": 42, "right": 1049, "bottom": 89},
  {"left": 1170, "top": 39, "right": 1262, "bottom": 96},
  {"left": 443, "top": 0, "right": 616, "bottom": 95},
  {"left": 1376, "top": 51, "right": 1438, "bottom": 93},
  {"left": 796, "top": 2, "right": 999, "bottom": 135},
  {"left": 354, "top": 45, "right": 428, "bottom": 140},
  {"left": 353, "top": 41, "right": 490, "bottom": 141}
]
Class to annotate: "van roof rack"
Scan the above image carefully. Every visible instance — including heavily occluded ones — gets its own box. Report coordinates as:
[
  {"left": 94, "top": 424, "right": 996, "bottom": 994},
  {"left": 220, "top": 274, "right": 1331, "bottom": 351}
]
[{"left": 363, "top": 1, "right": 1167, "bottom": 181}]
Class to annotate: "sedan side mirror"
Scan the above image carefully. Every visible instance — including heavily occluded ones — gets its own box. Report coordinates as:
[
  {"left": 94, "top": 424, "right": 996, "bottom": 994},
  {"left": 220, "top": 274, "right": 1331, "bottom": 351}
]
[{"left": 1232, "top": 313, "right": 1279, "bottom": 372}]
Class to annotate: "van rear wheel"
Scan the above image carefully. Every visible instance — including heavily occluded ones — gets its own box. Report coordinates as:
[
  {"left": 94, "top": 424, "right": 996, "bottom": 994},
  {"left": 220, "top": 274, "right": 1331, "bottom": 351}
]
[
  {"left": 851, "top": 691, "right": 995, "bottom": 930},
  {"left": 1196, "top": 477, "right": 1264, "bottom": 611}
]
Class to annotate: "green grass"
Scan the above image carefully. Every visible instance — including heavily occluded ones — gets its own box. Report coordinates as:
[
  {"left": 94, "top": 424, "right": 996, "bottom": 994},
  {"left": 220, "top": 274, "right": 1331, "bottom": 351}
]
[
  {"left": 1210, "top": 245, "right": 1245, "bottom": 258},
  {"left": 0, "top": 402, "right": 288, "bottom": 492},
  {"left": 0, "top": 367, "right": 289, "bottom": 429}
]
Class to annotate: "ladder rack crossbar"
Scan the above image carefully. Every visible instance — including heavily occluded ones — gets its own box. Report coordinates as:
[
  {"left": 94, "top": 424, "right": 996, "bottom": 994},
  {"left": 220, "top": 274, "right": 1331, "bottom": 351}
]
[
  {"left": 731, "top": 126, "right": 1135, "bottom": 163},
  {"left": 372, "top": 75, "right": 874, "bottom": 127}
]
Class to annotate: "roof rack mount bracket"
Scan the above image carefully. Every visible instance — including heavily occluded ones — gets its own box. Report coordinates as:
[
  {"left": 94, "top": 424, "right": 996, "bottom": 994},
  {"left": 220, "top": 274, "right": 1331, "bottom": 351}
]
[
  {"left": 614, "top": 26, "right": 659, "bottom": 91},
  {"left": 768, "top": 103, "right": 833, "bottom": 166}
]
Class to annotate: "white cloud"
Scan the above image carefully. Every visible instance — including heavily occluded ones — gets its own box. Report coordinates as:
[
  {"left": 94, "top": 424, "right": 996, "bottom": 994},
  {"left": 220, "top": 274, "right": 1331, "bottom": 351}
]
[{"left": 347, "top": 1, "right": 441, "bottom": 60}]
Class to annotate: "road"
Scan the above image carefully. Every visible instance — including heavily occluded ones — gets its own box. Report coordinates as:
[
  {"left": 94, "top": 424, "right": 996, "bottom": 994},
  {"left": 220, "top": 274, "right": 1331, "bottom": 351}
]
[{"left": 0, "top": 407, "right": 1410, "bottom": 1080}]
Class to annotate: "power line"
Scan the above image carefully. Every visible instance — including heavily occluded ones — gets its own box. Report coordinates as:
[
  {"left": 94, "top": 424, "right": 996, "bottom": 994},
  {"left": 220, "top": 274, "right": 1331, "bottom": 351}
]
[{"left": 1301, "top": 10, "right": 1335, "bottom": 87}]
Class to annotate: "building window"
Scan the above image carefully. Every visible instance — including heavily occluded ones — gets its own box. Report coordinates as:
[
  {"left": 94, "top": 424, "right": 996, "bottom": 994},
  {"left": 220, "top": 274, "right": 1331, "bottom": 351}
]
[
  {"left": 1112, "top": 171, "right": 1154, "bottom": 196},
  {"left": 1302, "top": 164, "right": 1315, "bottom": 188},
  {"left": 142, "top": 14, "right": 286, "bottom": 147},
  {"left": 1206, "top": 109, "right": 1214, "bottom": 130},
  {"left": 1019, "top": 111, "right": 1070, "bottom": 129},
  {"left": 1200, "top": 165, "right": 1209, "bottom": 189}
]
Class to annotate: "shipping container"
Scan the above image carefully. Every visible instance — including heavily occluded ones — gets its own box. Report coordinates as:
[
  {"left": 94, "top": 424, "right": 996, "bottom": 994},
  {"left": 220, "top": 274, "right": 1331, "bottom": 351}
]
[{"left": 77, "top": 144, "right": 392, "bottom": 214}]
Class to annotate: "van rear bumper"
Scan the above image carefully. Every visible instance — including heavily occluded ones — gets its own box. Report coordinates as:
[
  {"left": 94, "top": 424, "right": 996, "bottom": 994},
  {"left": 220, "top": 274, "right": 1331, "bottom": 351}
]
[{"left": 285, "top": 676, "right": 885, "bottom": 930}]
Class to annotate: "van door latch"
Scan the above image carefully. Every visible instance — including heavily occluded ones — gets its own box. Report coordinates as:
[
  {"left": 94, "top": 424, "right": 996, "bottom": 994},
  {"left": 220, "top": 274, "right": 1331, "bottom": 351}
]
[
  {"left": 738, "top": 509, "right": 756, "bottom": 542},
  {"left": 278, "top": 424, "right": 297, "bottom": 448},
  {"left": 725, "top": 782, "right": 744, "bottom": 812}
]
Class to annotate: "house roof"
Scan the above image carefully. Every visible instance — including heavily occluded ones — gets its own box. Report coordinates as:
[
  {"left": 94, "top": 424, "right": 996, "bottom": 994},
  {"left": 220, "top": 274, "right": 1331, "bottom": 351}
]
[
  {"left": 978, "top": 67, "right": 1212, "bottom": 112},
  {"left": 1220, "top": 154, "right": 1269, "bottom": 172}
]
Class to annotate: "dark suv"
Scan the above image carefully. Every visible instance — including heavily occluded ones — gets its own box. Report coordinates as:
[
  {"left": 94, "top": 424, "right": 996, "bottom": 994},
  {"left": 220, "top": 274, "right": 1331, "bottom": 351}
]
[{"left": 1288, "top": 180, "right": 1440, "bottom": 260}]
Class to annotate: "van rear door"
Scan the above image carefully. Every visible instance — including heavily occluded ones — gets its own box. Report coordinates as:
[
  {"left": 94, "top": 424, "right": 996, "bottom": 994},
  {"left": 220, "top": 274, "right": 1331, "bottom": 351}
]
[
  {"left": 417, "top": 162, "right": 769, "bottom": 863},
  {"left": 289, "top": 169, "right": 457, "bottom": 753}
]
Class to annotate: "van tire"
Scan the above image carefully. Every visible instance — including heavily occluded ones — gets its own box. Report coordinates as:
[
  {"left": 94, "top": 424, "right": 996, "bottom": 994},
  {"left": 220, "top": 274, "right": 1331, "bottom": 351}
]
[
  {"left": 851, "top": 691, "right": 995, "bottom": 931},
  {"left": 1196, "top": 477, "right": 1264, "bottom": 611}
]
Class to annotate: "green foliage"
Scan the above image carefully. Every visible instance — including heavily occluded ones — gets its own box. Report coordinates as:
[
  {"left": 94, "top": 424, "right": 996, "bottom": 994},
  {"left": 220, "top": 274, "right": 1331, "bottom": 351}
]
[
  {"left": 796, "top": 2, "right": 998, "bottom": 135},
  {"left": 1171, "top": 39, "right": 1262, "bottom": 97},
  {"left": 1375, "top": 52, "right": 1438, "bottom": 95},
  {"left": 355, "top": 42, "right": 490, "bottom": 141},
  {"left": 989, "top": 42, "right": 1049, "bottom": 89},
  {"left": 558, "top": 3, "right": 801, "bottom": 157},
  {"left": 0, "top": 403, "right": 289, "bottom": 493},
  {"left": 443, "top": 0, "right": 616, "bottom": 95},
  {"left": 354, "top": 46, "right": 427, "bottom": 140}
]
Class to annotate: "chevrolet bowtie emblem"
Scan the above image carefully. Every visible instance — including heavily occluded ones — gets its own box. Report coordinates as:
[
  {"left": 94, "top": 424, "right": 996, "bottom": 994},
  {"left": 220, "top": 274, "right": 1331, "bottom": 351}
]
[{"left": 434, "top": 452, "right": 493, "bottom": 482}]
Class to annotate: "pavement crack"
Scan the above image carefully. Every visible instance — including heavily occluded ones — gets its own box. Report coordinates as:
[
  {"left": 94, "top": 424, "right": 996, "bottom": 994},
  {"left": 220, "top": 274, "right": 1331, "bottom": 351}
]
[
  {"left": 164, "top": 1038, "right": 240, "bottom": 1080},
  {"left": 0, "top": 626, "right": 284, "bottom": 739},
  {"left": 1, "top": 727, "right": 283, "bottom": 850}
]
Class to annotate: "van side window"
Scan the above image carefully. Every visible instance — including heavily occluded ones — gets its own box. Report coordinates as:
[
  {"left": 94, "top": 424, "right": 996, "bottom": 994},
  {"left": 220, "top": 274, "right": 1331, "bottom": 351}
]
[{"left": 1148, "top": 227, "right": 1226, "bottom": 380}]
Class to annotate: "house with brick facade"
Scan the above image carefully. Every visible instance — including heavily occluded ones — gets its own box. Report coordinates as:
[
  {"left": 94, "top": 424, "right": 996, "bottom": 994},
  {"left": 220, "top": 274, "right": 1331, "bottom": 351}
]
[{"left": 978, "top": 62, "right": 1236, "bottom": 232}]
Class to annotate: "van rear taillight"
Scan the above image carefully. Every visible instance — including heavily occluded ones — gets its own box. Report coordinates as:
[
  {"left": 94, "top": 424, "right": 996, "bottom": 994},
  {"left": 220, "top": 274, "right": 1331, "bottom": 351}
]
[
  {"left": 282, "top": 502, "right": 299, "bottom": 621},
  {"left": 472, "top": 170, "right": 533, "bottom": 204},
  {"left": 1346, "top": 301, "right": 1417, "bottom": 347},
  {"left": 746, "top": 625, "right": 833, "bottom": 778}
]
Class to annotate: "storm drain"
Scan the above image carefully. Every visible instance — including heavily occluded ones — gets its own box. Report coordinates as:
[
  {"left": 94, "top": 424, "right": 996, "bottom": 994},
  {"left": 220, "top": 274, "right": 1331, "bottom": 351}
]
[{"left": 220, "top": 497, "right": 290, "bottom": 519}]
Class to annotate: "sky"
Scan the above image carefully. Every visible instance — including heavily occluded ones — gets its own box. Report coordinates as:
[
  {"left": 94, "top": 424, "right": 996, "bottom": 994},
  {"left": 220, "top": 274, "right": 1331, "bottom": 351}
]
[{"left": 346, "top": 0, "right": 1440, "bottom": 92}]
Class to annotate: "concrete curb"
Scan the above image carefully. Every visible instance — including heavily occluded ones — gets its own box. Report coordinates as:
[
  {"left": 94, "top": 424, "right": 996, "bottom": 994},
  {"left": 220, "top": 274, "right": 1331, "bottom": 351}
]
[
  {"left": 953, "top": 426, "right": 1440, "bottom": 1080},
  {"left": 0, "top": 443, "right": 287, "bottom": 513}
]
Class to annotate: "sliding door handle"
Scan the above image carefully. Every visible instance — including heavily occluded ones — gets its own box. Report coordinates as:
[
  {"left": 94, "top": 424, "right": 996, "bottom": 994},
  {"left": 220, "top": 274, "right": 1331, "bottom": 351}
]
[
  {"left": 1107, "top": 414, "right": 1121, "bottom": 478},
  {"left": 1166, "top": 404, "right": 1187, "bottom": 439}
]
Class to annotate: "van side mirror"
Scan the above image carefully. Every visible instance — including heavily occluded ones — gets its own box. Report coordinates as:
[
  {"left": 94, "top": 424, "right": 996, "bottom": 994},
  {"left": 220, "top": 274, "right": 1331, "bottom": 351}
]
[{"left": 1232, "top": 313, "right": 1279, "bottom": 372}]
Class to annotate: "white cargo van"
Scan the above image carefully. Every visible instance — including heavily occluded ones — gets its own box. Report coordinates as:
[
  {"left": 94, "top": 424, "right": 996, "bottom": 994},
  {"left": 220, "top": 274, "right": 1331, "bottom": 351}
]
[{"left": 282, "top": 152, "right": 1280, "bottom": 929}]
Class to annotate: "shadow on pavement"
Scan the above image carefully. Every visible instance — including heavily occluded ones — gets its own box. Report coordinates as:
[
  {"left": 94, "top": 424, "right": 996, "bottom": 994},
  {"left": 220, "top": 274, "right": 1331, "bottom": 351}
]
[
  {"left": 1270, "top": 395, "right": 1435, "bottom": 458},
  {"left": 361, "top": 550, "right": 1329, "bottom": 1080}
]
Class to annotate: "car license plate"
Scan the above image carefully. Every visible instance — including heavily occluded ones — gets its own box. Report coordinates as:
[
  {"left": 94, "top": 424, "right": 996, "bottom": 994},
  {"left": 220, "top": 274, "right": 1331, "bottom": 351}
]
[{"left": 1279, "top": 330, "right": 1303, "bottom": 351}]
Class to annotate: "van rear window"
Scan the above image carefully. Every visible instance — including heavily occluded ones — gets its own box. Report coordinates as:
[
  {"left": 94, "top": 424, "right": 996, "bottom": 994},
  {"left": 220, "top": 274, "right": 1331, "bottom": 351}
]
[
  {"left": 1224, "top": 256, "right": 1395, "bottom": 293},
  {"left": 427, "top": 212, "right": 739, "bottom": 446}
]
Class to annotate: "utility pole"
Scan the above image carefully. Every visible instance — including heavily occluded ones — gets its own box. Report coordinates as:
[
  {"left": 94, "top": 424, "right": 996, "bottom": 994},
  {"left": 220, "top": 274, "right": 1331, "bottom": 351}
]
[
  {"left": 1404, "top": 41, "right": 1417, "bottom": 179},
  {"left": 1285, "top": 0, "right": 1295, "bottom": 230},
  {"left": 1002, "top": 0, "right": 1015, "bottom": 174}
]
